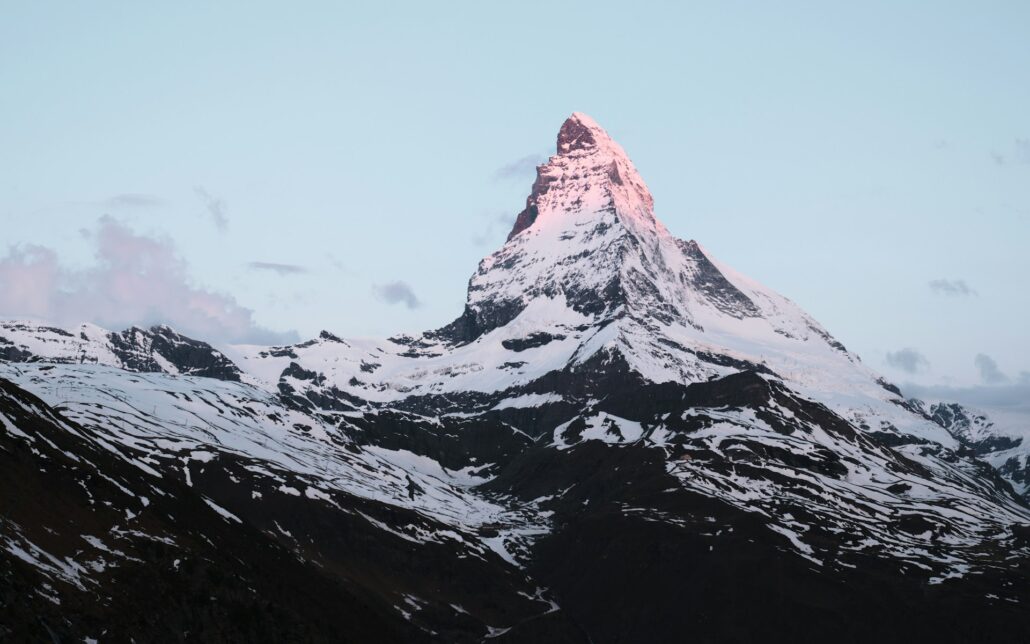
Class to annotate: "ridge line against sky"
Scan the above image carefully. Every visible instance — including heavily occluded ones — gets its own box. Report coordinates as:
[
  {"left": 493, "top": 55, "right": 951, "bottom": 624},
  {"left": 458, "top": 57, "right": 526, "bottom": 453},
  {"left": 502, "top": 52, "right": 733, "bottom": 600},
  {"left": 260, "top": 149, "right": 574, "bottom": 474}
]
[{"left": 1, "top": 2, "right": 1028, "bottom": 402}]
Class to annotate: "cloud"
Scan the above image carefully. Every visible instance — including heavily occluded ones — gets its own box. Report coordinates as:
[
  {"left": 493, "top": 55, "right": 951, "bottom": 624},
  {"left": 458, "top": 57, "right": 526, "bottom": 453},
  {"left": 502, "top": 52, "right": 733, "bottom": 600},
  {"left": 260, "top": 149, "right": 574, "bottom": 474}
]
[
  {"left": 1015, "top": 139, "right": 1030, "bottom": 164},
  {"left": 991, "top": 140, "right": 1030, "bottom": 167},
  {"left": 194, "top": 186, "right": 228, "bottom": 231},
  {"left": 885, "top": 348, "right": 929, "bottom": 374},
  {"left": 1020, "top": 371, "right": 1030, "bottom": 385},
  {"left": 247, "top": 261, "right": 308, "bottom": 276},
  {"left": 374, "top": 281, "right": 421, "bottom": 309},
  {"left": 494, "top": 154, "right": 545, "bottom": 181},
  {"left": 103, "top": 193, "right": 164, "bottom": 208},
  {"left": 326, "top": 254, "right": 353, "bottom": 275},
  {"left": 902, "top": 382, "right": 1030, "bottom": 419},
  {"left": 974, "top": 353, "right": 1009, "bottom": 384},
  {"left": 0, "top": 216, "right": 296, "bottom": 344},
  {"left": 928, "top": 278, "right": 977, "bottom": 296}
]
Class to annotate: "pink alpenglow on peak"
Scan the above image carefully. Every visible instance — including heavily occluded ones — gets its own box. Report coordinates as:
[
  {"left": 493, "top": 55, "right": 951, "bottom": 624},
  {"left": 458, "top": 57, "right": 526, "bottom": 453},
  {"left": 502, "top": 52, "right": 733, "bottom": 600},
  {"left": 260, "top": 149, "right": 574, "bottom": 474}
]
[
  {"left": 507, "top": 112, "right": 656, "bottom": 241},
  {"left": 556, "top": 112, "right": 611, "bottom": 154}
]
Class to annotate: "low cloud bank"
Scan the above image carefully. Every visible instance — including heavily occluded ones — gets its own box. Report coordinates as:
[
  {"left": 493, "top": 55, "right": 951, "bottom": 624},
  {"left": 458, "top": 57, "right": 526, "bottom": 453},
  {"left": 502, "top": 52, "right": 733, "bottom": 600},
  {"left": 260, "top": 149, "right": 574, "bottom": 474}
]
[{"left": 0, "top": 216, "right": 297, "bottom": 345}]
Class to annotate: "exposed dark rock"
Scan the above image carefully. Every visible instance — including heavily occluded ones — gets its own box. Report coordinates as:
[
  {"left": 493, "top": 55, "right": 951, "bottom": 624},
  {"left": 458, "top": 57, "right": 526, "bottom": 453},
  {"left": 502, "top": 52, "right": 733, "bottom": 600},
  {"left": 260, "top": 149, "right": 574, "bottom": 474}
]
[
  {"left": 502, "top": 332, "right": 566, "bottom": 352},
  {"left": 0, "top": 336, "right": 31, "bottom": 362},
  {"left": 677, "top": 239, "right": 761, "bottom": 318},
  {"left": 106, "top": 326, "right": 243, "bottom": 381},
  {"left": 876, "top": 377, "right": 903, "bottom": 397},
  {"left": 929, "top": 402, "right": 1023, "bottom": 455}
]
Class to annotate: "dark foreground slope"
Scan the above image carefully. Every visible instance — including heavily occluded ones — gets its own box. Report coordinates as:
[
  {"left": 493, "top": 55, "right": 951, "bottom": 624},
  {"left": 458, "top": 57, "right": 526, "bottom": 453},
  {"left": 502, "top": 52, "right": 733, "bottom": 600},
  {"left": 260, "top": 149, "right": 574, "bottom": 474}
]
[
  {"left": 5, "top": 367, "right": 1030, "bottom": 643},
  {"left": 478, "top": 370, "right": 1030, "bottom": 643},
  {"left": 499, "top": 443, "right": 1030, "bottom": 644},
  {"left": 0, "top": 377, "right": 580, "bottom": 643},
  {"left": 0, "top": 377, "right": 417, "bottom": 642}
]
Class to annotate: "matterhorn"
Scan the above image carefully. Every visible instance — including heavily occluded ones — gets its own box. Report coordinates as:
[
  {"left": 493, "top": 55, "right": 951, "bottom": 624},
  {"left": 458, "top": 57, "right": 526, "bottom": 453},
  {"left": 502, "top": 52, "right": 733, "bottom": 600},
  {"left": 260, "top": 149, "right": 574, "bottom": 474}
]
[{"left": 3, "top": 114, "right": 1030, "bottom": 643}]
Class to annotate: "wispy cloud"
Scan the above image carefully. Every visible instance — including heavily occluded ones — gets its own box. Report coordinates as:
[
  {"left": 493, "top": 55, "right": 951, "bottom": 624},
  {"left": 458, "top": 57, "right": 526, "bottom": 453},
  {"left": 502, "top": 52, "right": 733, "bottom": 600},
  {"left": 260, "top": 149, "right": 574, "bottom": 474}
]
[
  {"left": 326, "top": 254, "right": 353, "bottom": 275},
  {"left": 885, "top": 348, "right": 929, "bottom": 374},
  {"left": 374, "top": 281, "right": 421, "bottom": 309},
  {"left": 975, "top": 353, "right": 1008, "bottom": 385},
  {"left": 103, "top": 193, "right": 164, "bottom": 208},
  {"left": 928, "top": 278, "right": 977, "bottom": 297},
  {"left": 194, "top": 186, "right": 228, "bottom": 232},
  {"left": 472, "top": 211, "right": 517, "bottom": 247},
  {"left": 247, "top": 261, "right": 308, "bottom": 276},
  {"left": 0, "top": 216, "right": 295, "bottom": 344},
  {"left": 990, "top": 139, "right": 1030, "bottom": 167},
  {"left": 494, "top": 154, "right": 545, "bottom": 181},
  {"left": 1015, "top": 139, "right": 1030, "bottom": 164}
]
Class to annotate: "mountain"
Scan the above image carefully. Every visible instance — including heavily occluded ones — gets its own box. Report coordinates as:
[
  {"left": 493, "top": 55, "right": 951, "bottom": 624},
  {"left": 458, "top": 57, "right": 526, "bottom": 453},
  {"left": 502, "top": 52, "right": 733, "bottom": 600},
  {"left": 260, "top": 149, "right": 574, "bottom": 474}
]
[
  {"left": 915, "top": 398, "right": 1030, "bottom": 499},
  {"left": 4, "top": 114, "right": 1030, "bottom": 643},
  {"left": 0, "top": 321, "right": 242, "bottom": 380}
]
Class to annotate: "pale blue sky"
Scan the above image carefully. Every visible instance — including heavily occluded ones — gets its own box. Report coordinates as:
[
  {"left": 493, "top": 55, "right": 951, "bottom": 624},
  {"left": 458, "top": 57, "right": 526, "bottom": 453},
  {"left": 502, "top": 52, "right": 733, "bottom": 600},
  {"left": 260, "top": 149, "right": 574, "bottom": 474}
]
[{"left": 1, "top": 2, "right": 1028, "bottom": 396}]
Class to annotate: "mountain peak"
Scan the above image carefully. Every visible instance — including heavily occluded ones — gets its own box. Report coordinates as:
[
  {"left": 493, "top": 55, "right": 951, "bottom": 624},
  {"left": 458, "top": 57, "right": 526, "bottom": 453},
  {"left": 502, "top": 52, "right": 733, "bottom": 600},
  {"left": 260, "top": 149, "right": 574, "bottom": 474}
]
[
  {"left": 507, "top": 113, "right": 654, "bottom": 241},
  {"left": 435, "top": 112, "right": 857, "bottom": 369},
  {"left": 555, "top": 112, "right": 632, "bottom": 165},
  {"left": 557, "top": 112, "right": 606, "bottom": 154}
]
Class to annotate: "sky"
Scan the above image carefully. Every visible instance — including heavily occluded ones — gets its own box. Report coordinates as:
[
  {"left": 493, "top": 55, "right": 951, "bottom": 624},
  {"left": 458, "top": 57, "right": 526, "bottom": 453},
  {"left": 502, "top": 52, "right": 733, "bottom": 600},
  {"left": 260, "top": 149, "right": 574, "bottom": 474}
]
[{"left": 1, "top": 2, "right": 1028, "bottom": 414}]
